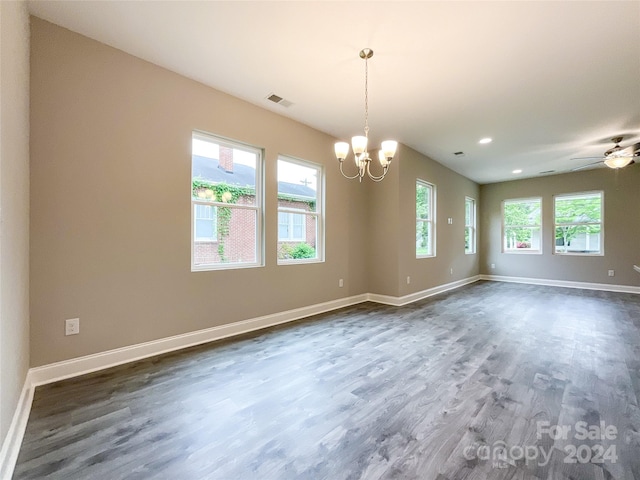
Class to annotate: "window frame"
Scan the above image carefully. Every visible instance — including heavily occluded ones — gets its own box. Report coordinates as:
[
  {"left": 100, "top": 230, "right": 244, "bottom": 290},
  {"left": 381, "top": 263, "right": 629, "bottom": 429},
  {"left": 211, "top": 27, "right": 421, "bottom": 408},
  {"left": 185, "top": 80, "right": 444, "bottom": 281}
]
[
  {"left": 553, "top": 191, "right": 604, "bottom": 256},
  {"left": 416, "top": 179, "right": 436, "bottom": 258},
  {"left": 191, "top": 131, "right": 264, "bottom": 271},
  {"left": 465, "top": 197, "right": 476, "bottom": 255},
  {"left": 277, "top": 155, "right": 324, "bottom": 265},
  {"left": 502, "top": 197, "right": 543, "bottom": 254}
]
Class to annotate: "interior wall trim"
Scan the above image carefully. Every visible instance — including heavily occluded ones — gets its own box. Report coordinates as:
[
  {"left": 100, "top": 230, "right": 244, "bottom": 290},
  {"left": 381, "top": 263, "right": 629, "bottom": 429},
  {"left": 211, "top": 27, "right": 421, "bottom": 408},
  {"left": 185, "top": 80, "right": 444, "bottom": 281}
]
[
  {"left": 0, "top": 372, "right": 34, "bottom": 480},
  {"left": 368, "top": 275, "right": 481, "bottom": 306},
  {"left": 28, "top": 293, "right": 370, "bottom": 388},
  {"left": 480, "top": 274, "right": 640, "bottom": 294}
]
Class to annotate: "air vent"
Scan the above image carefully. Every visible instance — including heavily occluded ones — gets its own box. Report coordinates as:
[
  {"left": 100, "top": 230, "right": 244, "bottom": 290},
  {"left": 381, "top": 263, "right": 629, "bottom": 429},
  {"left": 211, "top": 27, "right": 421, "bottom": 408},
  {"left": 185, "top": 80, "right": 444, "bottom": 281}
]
[
  {"left": 453, "top": 151, "right": 465, "bottom": 156},
  {"left": 539, "top": 170, "right": 556, "bottom": 175},
  {"left": 266, "top": 93, "right": 293, "bottom": 108}
]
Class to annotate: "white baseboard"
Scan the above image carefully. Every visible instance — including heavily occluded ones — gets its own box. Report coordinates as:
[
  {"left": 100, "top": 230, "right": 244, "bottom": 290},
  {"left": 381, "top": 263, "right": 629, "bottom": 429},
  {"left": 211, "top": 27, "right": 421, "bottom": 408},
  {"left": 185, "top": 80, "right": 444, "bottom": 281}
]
[
  {"left": 480, "top": 274, "right": 640, "bottom": 294},
  {"left": 0, "top": 372, "right": 34, "bottom": 480},
  {"left": 0, "top": 276, "right": 481, "bottom": 477},
  {"left": 29, "top": 293, "right": 369, "bottom": 387},
  {"left": 368, "top": 275, "right": 481, "bottom": 306}
]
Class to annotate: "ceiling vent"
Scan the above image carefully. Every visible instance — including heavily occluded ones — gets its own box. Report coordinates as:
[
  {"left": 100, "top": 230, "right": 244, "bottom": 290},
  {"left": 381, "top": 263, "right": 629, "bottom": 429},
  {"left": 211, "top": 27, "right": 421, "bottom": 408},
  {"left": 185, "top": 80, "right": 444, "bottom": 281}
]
[
  {"left": 266, "top": 93, "right": 293, "bottom": 108},
  {"left": 539, "top": 170, "right": 556, "bottom": 175},
  {"left": 453, "top": 151, "right": 465, "bottom": 156}
]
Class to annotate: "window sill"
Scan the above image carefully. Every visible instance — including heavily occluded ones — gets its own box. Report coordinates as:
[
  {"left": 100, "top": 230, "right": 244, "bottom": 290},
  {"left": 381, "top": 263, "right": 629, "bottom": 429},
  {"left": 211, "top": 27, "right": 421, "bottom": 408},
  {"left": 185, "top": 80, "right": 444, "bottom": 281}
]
[
  {"left": 553, "top": 252, "right": 604, "bottom": 257},
  {"left": 503, "top": 250, "right": 542, "bottom": 255},
  {"left": 191, "top": 262, "right": 264, "bottom": 272},
  {"left": 277, "top": 258, "right": 324, "bottom": 266}
]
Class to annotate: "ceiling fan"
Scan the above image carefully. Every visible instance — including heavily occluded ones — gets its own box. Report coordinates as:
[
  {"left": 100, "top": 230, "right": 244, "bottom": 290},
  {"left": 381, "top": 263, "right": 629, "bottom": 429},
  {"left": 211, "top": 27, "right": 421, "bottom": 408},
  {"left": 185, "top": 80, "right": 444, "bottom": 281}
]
[{"left": 571, "top": 136, "right": 639, "bottom": 172}]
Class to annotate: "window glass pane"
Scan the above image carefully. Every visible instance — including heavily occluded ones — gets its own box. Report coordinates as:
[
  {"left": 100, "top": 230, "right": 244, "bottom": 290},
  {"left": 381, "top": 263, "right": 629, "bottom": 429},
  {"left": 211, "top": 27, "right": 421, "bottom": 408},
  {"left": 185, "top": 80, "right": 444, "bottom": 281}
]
[
  {"left": 277, "top": 159, "right": 318, "bottom": 212},
  {"left": 192, "top": 136, "right": 258, "bottom": 205},
  {"left": 555, "top": 225, "right": 601, "bottom": 254},
  {"left": 555, "top": 193, "right": 601, "bottom": 224},
  {"left": 192, "top": 132, "right": 262, "bottom": 270},
  {"left": 504, "top": 199, "right": 541, "bottom": 226},
  {"left": 554, "top": 192, "right": 602, "bottom": 255},
  {"left": 504, "top": 227, "right": 541, "bottom": 250},
  {"left": 193, "top": 208, "right": 257, "bottom": 266},
  {"left": 465, "top": 199, "right": 472, "bottom": 226},
  {"left": 277, "top": 157, "right": 323, "bottom": 264},
  {"left": 465, "top": 228, "right": 471, "bottom": 251},
  {"left": 416, "top": 221, "right": 431, "bottom": 256},
  {"left": 416, "top": 184, "right": 430, "bottom": 220}
]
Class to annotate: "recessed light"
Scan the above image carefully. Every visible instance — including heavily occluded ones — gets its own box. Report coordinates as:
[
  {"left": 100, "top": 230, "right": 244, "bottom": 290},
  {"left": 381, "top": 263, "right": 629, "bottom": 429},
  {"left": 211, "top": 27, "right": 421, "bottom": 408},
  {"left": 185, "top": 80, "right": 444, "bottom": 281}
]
[
  {"left": 479, "top": 137, "right": 492, "bottom": 144},
  {"left": 512, "top": 169, "right": 522, "bottom": 174}
]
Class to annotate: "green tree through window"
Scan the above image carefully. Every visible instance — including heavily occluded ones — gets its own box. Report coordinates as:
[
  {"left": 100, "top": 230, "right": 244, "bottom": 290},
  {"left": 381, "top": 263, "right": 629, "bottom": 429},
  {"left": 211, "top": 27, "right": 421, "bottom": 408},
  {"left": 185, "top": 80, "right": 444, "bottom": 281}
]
[{"left": 554, "top": 192, "right": 602, "bottom": 254}]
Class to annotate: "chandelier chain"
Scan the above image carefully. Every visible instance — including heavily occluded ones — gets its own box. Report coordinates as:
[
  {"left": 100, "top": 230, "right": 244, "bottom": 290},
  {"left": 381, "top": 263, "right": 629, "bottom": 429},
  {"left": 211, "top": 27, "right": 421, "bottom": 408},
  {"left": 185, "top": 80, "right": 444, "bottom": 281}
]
[{"left": 364, "top": 54, "right": 369, "bottom": 139}]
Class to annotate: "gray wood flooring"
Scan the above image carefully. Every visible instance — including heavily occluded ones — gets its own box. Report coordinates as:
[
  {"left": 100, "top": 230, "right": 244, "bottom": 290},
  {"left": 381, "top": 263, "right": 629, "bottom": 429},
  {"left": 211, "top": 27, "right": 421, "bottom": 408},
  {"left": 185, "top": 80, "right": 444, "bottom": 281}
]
[{"left": 13, "top": 281, "right": 640, "bottom": 479}]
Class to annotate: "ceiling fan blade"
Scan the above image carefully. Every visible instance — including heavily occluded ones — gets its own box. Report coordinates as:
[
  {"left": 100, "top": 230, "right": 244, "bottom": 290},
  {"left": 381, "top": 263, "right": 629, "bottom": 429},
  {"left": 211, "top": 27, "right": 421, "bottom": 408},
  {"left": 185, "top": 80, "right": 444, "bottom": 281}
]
[{"left": 570, "top": 161, "right": 604, "bottom": 172}]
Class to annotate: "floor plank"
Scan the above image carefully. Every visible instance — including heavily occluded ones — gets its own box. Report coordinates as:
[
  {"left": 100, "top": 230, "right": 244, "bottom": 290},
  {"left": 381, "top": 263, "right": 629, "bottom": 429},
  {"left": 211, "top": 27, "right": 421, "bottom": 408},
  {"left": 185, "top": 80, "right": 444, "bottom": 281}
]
[{"left": 13, "top": 282, "right": 640, "bottom": 479}]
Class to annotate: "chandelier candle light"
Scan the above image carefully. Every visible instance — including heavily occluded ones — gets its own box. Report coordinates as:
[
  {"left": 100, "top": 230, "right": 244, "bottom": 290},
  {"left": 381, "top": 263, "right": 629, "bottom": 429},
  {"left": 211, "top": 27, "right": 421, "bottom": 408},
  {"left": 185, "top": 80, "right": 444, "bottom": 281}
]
[{"left": 334, "top": 48, "right": 397, "bottom": 182}]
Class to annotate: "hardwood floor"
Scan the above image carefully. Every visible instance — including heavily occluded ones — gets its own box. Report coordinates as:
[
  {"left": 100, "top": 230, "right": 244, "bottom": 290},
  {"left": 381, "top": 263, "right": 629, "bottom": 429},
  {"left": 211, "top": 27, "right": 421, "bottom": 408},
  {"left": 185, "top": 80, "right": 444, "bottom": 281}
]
[{"left": 13, "top": 281, "right": 640, "bottom": 479}]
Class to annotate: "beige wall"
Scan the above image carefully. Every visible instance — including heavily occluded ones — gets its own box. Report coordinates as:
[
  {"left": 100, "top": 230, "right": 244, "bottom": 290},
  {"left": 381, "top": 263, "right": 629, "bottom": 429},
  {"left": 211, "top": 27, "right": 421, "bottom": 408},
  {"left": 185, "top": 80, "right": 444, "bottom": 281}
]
[
  {"left": 365, "top": 144, "right": 481, "bottom": 296},
  {"left": 396, "top": 145, "right": 480, "bottom": 296},
  {"left": 29, "top": 18, "right": 371, "bottom": 367},
  {"left": 480, "top": 164, "right": 640, "bottom": 286},
  {"left": 0, "top": 0, "right": 30, "bottom": 451},
  {"left": 29, "top": 18, "right": 481, "bottom": 368}
]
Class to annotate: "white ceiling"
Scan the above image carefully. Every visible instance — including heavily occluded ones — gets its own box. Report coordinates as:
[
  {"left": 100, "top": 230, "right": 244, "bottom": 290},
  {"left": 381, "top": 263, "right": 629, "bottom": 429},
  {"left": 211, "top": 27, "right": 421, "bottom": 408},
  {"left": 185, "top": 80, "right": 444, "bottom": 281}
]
[{"left": 28, "top": 1, "right": 640, "bottom": 184}]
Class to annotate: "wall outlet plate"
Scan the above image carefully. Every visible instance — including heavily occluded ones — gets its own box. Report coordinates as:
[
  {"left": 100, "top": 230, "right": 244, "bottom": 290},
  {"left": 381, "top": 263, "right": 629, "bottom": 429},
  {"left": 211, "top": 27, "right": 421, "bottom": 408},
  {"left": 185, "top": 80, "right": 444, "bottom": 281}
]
[{"left": 65, "top": 318, "right": 80, "bottom": 336}]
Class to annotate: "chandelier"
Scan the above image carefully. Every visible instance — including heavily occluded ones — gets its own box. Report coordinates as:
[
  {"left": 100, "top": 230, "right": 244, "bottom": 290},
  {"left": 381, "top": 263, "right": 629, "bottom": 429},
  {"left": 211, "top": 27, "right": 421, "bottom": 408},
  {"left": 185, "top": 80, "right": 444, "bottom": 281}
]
[{"left": 334, "top": 48, "right": 397, "bottom": 182}]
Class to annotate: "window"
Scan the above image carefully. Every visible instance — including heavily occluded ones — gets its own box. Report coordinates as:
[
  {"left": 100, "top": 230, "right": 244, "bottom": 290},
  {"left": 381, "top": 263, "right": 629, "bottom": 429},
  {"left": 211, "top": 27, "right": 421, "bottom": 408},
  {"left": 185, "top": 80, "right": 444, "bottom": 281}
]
[
  {"left": 191, "top": 131, "right": 262, "bottom": 270},
  {"left": 277, "top": 157, "right": 323, "bottom": 263},
  {"left": 554, "top": 192, "right": 603, "bottom": 255},
  {"left": 194, "top": 204, "right": 217, "bottom": 241},
  {"left": 465, "top": 197, "right": 476, "bottom": 254},
  {"left": 416, "top": 180, "right": 435, "bottom": 257},
  {"left": 503, "top": 198, "right": 542, "bottom": 253}
]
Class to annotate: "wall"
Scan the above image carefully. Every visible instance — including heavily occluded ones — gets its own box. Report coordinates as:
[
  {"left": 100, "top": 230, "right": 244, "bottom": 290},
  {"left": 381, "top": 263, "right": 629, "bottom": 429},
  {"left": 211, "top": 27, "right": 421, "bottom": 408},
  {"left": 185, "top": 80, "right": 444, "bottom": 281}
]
[
  {"left": 30, "top": 18, "right": 368, "bottom": 367},
  {"left": 0, "top": 0, "right": 30, "bottom": 453},
  {"left": 366, "top": 144, "right": 480, "bottom": 297},
  {"left": 396, "top": 145, "right": 480, "bottom": 296},
  {"left": 480, "top": 164, "right": 640, "bottom": 286}
]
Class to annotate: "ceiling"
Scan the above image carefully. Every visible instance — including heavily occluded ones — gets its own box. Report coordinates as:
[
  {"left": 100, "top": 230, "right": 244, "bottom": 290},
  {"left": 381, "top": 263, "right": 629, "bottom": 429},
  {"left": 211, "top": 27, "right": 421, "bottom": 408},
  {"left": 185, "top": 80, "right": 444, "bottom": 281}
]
[{"left": 28, "top": 1, "right": 640, "bottom": 184}]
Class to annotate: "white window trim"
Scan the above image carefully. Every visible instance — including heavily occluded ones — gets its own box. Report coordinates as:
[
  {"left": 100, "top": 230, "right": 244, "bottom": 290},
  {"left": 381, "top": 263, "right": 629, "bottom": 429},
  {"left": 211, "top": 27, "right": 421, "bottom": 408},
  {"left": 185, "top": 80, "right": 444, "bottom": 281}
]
[
  {"left": 465, "top": 196, "right": 476, "bottom": 255},
  {"left": 502, "top": 197, "right": 543, "bottom": 254},
  {"left": 191, "top": 131, "right": 264, "bottom": 272},
  {"left": 416, "top": 179, "right": 436, "bottom": 258},
  {"left": 277, "top": 155, "right": 324, "bottom": 265},
  {"left": 553, "top": 191, "right": 604, "bottom": 256}
]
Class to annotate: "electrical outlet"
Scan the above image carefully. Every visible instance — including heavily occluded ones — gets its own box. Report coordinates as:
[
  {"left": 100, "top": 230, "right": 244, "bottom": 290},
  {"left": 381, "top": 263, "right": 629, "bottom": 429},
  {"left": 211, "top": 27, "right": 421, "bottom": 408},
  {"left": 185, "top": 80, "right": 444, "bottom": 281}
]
[
  {"left": 65, "top": 318, "right": 80, "bottom": 336},
  {"left": 450, "top": 268, "right": 453, "bottom": 275},
  {"left": 339, "top": 278, "right": 344, "bottom": 287},
  {"left": 608, "top": 270, "right": 615, "bottom": 277},
  {"left": 406, "top": 276, "right": 411, "bottom": 284},
  {"left": 491, "top": 263, "right": 496, "bottom": 269},
  {"left": 447, "top": 218, "right": 453, "bottom": 225}
]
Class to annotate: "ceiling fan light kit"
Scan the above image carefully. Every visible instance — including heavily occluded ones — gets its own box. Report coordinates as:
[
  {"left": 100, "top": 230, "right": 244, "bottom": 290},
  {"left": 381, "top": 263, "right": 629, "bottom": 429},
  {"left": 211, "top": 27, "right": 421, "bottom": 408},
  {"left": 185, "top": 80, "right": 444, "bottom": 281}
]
[
  {"left": 572, "top": 136, "right": 638, "bottom": 171},
  {"left": 334, "top": 48, "right": 397, "bottom": 182}
]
